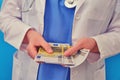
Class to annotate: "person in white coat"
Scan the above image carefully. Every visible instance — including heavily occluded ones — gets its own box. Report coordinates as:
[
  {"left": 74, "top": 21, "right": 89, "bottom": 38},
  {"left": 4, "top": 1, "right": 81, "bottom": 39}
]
[{"left": 0, "top": 0, "right": 120, "bottom": 80}]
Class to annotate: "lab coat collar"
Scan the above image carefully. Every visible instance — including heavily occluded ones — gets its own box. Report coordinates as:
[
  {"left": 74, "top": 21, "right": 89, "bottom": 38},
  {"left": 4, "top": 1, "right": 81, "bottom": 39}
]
[{"left": 34, "top": 0, "right": 86, "bottom": 15}]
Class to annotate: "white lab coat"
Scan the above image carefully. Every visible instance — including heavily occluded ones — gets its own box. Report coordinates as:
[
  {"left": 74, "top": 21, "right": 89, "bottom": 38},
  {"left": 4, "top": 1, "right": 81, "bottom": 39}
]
[{"left": 0, "top": 0, "right": 120, "bottom": 80}]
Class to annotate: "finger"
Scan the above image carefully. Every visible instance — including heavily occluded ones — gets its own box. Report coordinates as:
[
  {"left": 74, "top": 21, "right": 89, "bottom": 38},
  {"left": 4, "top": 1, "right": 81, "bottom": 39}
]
[
  {"left": 36, "top": 61, "right": 44, "bottom": 64},
  {"left": 41, "top": 41, "right": 53, "bottom": 53},
  {"left": 61, "top": 64, "right": 65, "bottom": 66},
  {"left": 91, "top": 46, "right": 99, "bottom": 53},
  {"left": 27, "top": 44, "right": 37, "bottom": 59},
  {"left": 64, "top": 44, "right": 82, "bottom": 56},
  {"left": 61, "top": 64, "right": 67, "bottom": 67}
]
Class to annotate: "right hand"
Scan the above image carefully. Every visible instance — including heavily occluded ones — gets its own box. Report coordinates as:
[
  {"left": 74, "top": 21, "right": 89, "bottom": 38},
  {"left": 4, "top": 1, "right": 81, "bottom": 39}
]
[{"left": 24, "top": 29, "right": 53, "bottom": 59}]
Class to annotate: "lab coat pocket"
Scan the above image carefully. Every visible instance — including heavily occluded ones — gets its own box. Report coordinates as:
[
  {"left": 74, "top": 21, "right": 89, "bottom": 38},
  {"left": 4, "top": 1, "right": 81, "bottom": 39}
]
[
  {"left": 12, "top": 53, "right": 21, "bottom": 80},
  {"left": 94, "top": 65, "right": 105, "bottom": 80}
]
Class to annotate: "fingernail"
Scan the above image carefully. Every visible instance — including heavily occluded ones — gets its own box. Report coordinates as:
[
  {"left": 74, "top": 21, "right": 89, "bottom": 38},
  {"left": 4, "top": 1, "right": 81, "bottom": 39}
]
[{"left": 64, "top": 52, "right": 68, "bottom": 56}]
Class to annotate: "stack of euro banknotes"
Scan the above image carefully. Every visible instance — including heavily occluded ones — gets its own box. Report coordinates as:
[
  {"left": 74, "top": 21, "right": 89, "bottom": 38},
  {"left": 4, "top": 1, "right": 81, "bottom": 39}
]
[{"left": 34, "top": 43, "right": 90, "bottom": 67}]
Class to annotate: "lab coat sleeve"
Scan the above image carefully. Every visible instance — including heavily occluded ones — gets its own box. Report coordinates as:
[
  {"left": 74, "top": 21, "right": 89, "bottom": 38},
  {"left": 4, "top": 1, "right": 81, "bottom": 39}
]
[
  {"left": 0, "top": 0, "right": 32, "bottom": 49},
  {"left": 92, "top": 1, "right": 120, "bottom": 61}
]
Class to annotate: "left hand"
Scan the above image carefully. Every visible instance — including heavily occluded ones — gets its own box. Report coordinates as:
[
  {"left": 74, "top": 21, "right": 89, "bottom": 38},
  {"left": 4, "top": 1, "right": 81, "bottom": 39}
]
[{"left": 64, "top": 38, "right": 99, "bottom": 56}]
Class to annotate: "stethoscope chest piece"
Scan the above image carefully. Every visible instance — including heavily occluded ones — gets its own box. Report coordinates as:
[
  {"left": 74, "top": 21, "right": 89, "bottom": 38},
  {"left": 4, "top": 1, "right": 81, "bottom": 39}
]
[{"left": 64, "top": 0, "right": 78, "bottom": 8}]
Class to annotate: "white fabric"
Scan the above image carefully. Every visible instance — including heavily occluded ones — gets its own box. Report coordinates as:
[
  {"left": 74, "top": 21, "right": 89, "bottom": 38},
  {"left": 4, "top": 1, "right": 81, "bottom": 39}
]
[{"left": 0, "top": 0, "right": 120, "bottom": 80}]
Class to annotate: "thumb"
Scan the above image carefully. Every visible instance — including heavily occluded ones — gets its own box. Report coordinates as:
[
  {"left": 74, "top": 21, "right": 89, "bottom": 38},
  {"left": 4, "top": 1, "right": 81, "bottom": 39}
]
[
  {"left": 64, "top": 44, "right": 82, "bottom": 56},
  {"left": 40, "top": 41, "right": 53, "bottom": 53},
  {"left": 27, "top": 43, "right": 38, "bottom": 59}
]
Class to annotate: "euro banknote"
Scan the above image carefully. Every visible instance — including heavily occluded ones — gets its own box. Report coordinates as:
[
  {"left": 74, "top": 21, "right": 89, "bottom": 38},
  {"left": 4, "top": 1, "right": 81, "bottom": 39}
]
[{"left": 34, "top": 43, "right": 90, "bottom": 67}]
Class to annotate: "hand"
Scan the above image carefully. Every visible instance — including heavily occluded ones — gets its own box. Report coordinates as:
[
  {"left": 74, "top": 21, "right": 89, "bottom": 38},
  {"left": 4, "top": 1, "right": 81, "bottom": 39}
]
[
  {"left": 24, "top": 29, "right": 53, "bottom": 59},
  {"left": 64, "top": 38, "right": 99, "bottom": 56}
]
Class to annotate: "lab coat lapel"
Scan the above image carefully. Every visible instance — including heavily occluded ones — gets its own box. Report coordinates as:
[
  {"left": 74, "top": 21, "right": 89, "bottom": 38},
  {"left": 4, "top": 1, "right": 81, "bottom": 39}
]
[
  {"left": 34, "top": 0, "right": 46, "bottom": 34},
  {"left": 22, "top": 0, "right": 34, "bottom": 10},
  {"left": 75, "top": 0, "right": 86, "bottom": 14},
  {"left": 35, "top": 0, "right": 46, "bottom": 12}
]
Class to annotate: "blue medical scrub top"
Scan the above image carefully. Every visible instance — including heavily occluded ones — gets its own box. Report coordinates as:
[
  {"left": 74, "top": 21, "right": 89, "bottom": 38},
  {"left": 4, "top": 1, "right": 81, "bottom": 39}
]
[{"left": 37, "top": 0, "right": 75, "bottom": 80}]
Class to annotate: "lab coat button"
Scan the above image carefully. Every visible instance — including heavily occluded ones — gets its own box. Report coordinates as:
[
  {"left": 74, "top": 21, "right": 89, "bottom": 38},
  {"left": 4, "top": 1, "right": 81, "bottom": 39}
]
[{"left": 75, "top": 15, "right": 80, "bottom": 20}]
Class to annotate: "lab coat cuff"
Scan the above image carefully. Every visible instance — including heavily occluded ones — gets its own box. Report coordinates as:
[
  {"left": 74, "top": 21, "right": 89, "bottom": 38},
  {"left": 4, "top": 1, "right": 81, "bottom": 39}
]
[
  {"left": 90, "top": 37, "right": 107, "bottom": 61},
  {"left": 88, "top": 32, "right": 120, "bottom": 63},
  {"left": 4, "top": 23, "right": 33, "bottom": 49}
]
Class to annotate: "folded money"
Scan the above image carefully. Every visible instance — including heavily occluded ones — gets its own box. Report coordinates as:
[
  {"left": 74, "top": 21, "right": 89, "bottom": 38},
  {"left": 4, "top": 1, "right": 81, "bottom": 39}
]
[
  {"left": 38, "top": 43, "right": 70, "bottom": 57},
  {"left": 34, "top": 43, "right": 90, "bottom": 67}
]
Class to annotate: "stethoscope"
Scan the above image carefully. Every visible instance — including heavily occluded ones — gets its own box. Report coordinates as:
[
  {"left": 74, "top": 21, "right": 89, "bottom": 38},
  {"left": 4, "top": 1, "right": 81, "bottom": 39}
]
[
  {"left": 20, "top": 0, "right": 78, "bottom": 12},
  {"left": 64, "top": 0, "right": 78, "bottom": 8}
]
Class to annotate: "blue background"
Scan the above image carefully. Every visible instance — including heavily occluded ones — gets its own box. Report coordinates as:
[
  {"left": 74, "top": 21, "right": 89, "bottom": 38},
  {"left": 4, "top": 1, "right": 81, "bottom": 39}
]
[
  {"left": 0, "top": 1, "right": 17, "bottom": 80},
  {"left": 0, "top": 0, "right": 120, "bottom": 80},
  {"left": 0, "top": 0, "right": 2, "bottom": 7}
]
